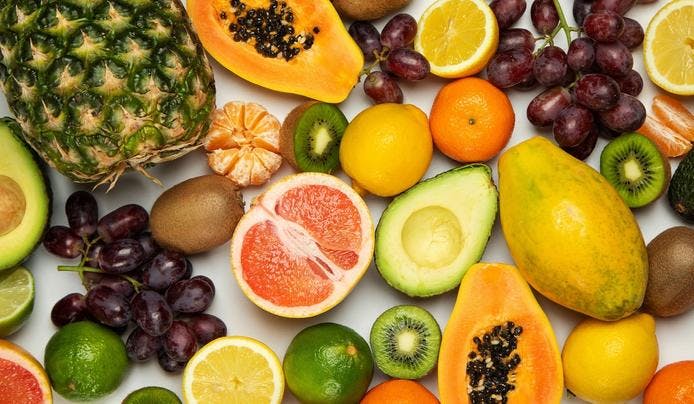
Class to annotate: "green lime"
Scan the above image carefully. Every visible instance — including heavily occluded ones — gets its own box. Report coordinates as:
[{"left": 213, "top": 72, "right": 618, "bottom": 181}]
[
  {"left": 123, "top": 386, "right": 181, "bottom": 404},
  {"left": 44, "top": 321, "right": 129, "bottom": 401},
  {"left": 283, "top": 322, "right": 373, "bottom": 404},
  {"left": 0, "top": 266, "right": 34, "bottom": 337}
]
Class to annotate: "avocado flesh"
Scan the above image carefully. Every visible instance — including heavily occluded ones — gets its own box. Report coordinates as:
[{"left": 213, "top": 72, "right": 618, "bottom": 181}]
[
  {"left": 0, "top": 119, "right": 50, "bottom": 270},
  {"left": 375, "top": 164, "right": 498, "bottom": 297}
]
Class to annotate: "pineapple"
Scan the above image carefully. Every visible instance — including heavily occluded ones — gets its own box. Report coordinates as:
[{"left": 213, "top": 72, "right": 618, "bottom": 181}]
[{"left": 0, "top": 0, "right": 215, "bottom": 188}]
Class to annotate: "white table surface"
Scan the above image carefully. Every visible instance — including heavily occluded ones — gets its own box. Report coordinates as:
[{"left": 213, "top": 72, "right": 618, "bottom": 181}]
[{"left": 2, "top": 0, "right": 692, "bottom": 402}]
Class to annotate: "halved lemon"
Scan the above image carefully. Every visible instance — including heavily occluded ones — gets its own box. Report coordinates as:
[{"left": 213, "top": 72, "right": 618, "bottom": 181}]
[
  {"left": 643, "top": 0, "right": 694, "bottom": 95},
  {"left": 414, "top": 0, "right": 499, "bottom": 78},
  {"left": 182, "top": 336, "right": 284, "bottom": 404}
]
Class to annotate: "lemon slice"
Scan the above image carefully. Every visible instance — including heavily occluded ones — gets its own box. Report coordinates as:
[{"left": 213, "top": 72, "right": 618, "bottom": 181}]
[
  {"left": 182, "top": 336, "right": 284, "bottom": 404},
  {"left": 643, "top": 0, "right": 694, "bottom": 95},
  {"left": 414, "top": 0, "right": 499, "bottom": 78}
]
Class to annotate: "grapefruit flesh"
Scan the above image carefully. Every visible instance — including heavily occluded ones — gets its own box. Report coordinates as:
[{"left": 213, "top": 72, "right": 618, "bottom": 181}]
[
  {"left": 0, "top": 358, "right": 44, "bottom": 402},
  {"left": 232, "top": 173, "right": 374, "bottom": 318}
]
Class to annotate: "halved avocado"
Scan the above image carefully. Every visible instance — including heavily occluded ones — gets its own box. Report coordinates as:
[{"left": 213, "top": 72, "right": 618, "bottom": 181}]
[
  {"left": 375, "top": 164, "right": 498, "bottom": 297},
  {"left": 0, "top": 118, "right": 51, "bottom": 270}
]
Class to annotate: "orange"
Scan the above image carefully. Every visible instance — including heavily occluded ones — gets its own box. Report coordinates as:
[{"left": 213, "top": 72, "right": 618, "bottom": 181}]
[
  {"left": 204, "top": 101, "right": 283, "bottom": 187},
  {"left": 361, "top": 379, "right": 439, "bottom": 404},
  {"left": 430, "top": 77, "right": 514, "bottom": 163},
  {"left": 0, "top": 339, "right": 52, "bottom": 403},
  {"left": 644, "top": 360, "right": 694, "bottom": 404},
  {"left": 652, "top": 95, "right": 694, "bottom": 141},
  {"left": 231, "top": 173, "right": 374, "bottom": 318},
  {"left": 637, "top": 115, "right": 692, "bottom": 157}
]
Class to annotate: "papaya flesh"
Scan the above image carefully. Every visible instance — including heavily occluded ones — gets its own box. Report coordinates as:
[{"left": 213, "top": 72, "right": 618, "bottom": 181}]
[
  {"left": 438, "top": 262, "right": 563, "bottom": 404},
  {"left": 498, "top": 136, "right": 648, "bottom": 321},
  {"left": 187, "top": 0, "right": 363, "bottom": 102}
]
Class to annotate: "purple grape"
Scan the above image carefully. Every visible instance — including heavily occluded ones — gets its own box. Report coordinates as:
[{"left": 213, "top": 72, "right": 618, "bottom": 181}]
[
  {"left": 573, "top": 0, "right": 594, "bottom": 26},
  {"left": 574, "top": 73, "right": 620, "bottom": 111},
  {"left": 487, "top": 49, "right": 534, "bottom": 89},
  {"left": 348, "top": 21, "right": 382, "bottom": 62},
  {"left": 384, "top": 48, "right": 430, "bottom": 81},
  {"left": 96, "top": 204, "right": 149, "bottom": 243},
  {"left": 595, "top": 41, "right": 632, "bottom": 77},
  {"left": 163, "top": 320, "right": 197, "bottom": 362},
  {"left": 182, "top": 259, "right": 193, "bottom": 280},
  {"left": 98, "top": 238, "right": 146, "bottom": 274},
  {"left": 560, "top": 69, "right": 577, "bottom": 87},
  {"left": 615, "top": 69, "right": 643, "bottom": 96},
  {"left": 515, "top": 74, "right": 539, "bottom": 90},
  {"left": 490, "top": 0, "right": 527, "bottom": 29},
  {"left": 553, "top": 105, "right": 595, "bottom": 147},
  {"left": 598, "top": 93, "right": 646, "bottom": 132},
  {"left": 131, "top": 290, "right": 174, "bottom": 337},
  {"left": 498, "top": 28, "right": 536, "bottom": 53},
  {"left": 562, "top": 125, "right": 599, "bottom": 160},
  {"left": 583, "top": 11, "right": 624, "bottom": 43},
  {"left": 533, "top": 46, "right": 568, "bottom": 86},
  {"left": 43, "top": 226, "right": 84, "bottom": 259},
  {"left": 126, "top": 327, "right": 162, "bottom": 362},
  {"left": 83, "top": 272, "right": 135, "bottom": 298},
  {"left": 136, "top": 232, "right": 159, "bottom": 262},
  {"left": 191, "top": 275, "right": 215, "bottom": 295},
  {"left": 188, "top": 314, "right": 227, "bottom": 346},
  {"left": 380, "top": 14, "right": 417, "bottom": 50},
  {"left": 363, "top": 71, "right": 403, "bottom": 104},
  {"left": 591, "top": 0, "right": 636, "bottom": 15},
  {"left": 527, "top": 86, "right": 573, "bottom": 127},
  {"left": 567, "top": 37, "right": 596, "bottom": 73},
  {"left": 531, "top": 0, "right": 559, "bottom": 34},
  {"left": 51, "top": 293, "right": 88, "bottom": 327},
  {"left": 143, "top": 250, "right": 188, "bottom": 291},
  {"left": 619, "top": 17, "right": 644, "bottom": 49},
  {"left": 65, "top": 191, "right": 98, "bottom": 238},
  {"left": 85, "top": 285, "right": 132, "bottom": 328},
  {"left": 157, "top": 349, "right": 186, "bottom": 373},
  {"left": 166, "top": 278, "right": 215, "bottom": 314},
  {"left": 595, "top": 118, "right": 621, "bottom": 139}
]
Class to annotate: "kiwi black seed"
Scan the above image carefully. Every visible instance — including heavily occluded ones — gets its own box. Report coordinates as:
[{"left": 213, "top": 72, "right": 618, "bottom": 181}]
[
  {"left": 369, "top": 305, "right": 441, "bottom": 379},
  {"left": 279, "top": 101, "right": 348, "bottom": 174},
  {"left": 599, "top": 132, "right": 671, "bottom": 208}
]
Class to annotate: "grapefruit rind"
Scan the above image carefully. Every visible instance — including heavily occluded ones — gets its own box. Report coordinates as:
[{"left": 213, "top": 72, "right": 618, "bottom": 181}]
[
  {"left": 230, "top": 173, "right": 374, "bottom": 318},
  {"left": 0, "top": 340, "right": 52, "bottom": 403}
]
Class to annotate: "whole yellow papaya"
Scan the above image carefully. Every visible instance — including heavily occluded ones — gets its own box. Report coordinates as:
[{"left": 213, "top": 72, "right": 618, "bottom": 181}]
[{"left": 498, "top": 136, "right": 647, "bottom": 321}]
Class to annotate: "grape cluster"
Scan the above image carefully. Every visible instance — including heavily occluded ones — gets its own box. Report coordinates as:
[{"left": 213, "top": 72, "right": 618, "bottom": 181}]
[
  {"left": 348, "top": 14, "right": 431, "bottom": 104},
  {"left": 486, "top": 0, "right": 647, "bottom": 159},
  {"left": 46, "top": 191, "right": 227, "bottom": 373}
]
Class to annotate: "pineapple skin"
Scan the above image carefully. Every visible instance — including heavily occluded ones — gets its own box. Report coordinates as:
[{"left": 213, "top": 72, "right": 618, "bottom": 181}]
[{"left": 0, "top": 0, "right": 216, "bottom": 187}]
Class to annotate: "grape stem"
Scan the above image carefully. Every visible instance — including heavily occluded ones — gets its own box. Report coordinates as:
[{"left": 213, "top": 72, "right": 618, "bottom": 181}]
[
  {"left": 551, "top": 0, "right": 574, "bottom": 45},
  {"left": 57, "top": 265, "right": 144, "bottom": 291}
]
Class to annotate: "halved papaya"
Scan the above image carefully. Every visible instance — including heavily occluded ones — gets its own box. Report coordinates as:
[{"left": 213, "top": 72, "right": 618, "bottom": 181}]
[
  {"left": 187, "top": 0, "right": 363, "bottom": 102},
  {"left": 438, "top": 263, "right": 563, "bottom": 404}
]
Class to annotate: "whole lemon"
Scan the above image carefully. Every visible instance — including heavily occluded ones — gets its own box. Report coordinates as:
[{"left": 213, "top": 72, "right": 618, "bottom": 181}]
[
  {"left": 562, "top": 312, "right": 659, "bottom": 403},
  {"left": 339, "top": 103, "right": 433, "bottom": 197}
]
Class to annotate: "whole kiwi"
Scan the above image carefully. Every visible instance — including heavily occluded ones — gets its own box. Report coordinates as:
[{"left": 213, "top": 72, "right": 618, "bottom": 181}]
[
  {"left": 150, "top": 175, "right": 244, "bottom": 255},
  {"left": 643, "top": 226, "right": 694, "bottom": 317},
  {"left": 331, "top": 0, "right": 411, "bottom": 21}
]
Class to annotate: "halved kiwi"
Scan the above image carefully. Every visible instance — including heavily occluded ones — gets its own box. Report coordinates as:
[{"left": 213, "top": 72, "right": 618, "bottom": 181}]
[
  {"left": 600, "top": 132, "right": 671, "bottom": 208},
  {"left": 369, "top": 305, "right": 441, "bottom": 379},
  {"left": 279, "top": 101, "right": 348, "bottom": 174}
]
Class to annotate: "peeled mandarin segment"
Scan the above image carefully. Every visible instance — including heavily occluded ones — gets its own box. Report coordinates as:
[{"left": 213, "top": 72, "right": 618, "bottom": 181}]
[
  {"left": 653, "top": 95, "right": 694, "bottom": 141},
  {"left": 204, "top": 101, "right": 282, "bottom": 187},
  {"left": 638, "top": 115, "right": 693, "bottom": 157}
]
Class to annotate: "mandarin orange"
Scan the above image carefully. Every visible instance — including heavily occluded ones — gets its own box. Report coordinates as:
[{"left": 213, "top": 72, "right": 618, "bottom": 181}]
[
  {"left": 430, "top": 77, "right": 514, "bottom": 162},
  {"left": 644, "top": 360, "right": 694, "bottom": 404},
  {"left": 360, "top": 379, "right": 439, "bottom": 404}
]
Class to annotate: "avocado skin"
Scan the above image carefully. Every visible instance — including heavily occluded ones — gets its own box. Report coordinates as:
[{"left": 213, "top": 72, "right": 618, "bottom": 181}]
[
  {"left": 0, "top": 117, "right": 52, "bottom": 270},
  {"left": 668, "top": 150, "right": 694, "bottom": 222}
]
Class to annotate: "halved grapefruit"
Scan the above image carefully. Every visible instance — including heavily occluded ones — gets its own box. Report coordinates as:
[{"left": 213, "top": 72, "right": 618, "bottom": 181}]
[
  {"left": 231, "top": 173, "right": 374, "bottom": 318},
  {"left": 0, "top": 339, "right": 52, "bottom": 403}
]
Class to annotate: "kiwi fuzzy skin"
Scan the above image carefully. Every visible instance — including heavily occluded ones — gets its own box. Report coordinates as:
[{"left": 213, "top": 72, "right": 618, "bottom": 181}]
[
  {"left": 331, "top": 0, "right": 411, "bottom": 21},
  {"left": 279, "top": 101, "right": 319, "bottom": 171},
  {"left": 643, "top": 226, "right": 694, "bottom": 317}
]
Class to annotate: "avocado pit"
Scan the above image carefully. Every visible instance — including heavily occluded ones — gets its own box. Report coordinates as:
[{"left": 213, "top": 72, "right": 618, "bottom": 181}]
[
  {"left": 0, "top": 175, "right": 26, "bottom": 236},
  {"left": 401, "top": 206, "right": 462, "bottom": 268}
]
